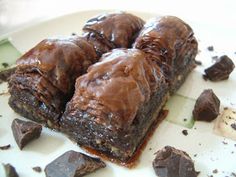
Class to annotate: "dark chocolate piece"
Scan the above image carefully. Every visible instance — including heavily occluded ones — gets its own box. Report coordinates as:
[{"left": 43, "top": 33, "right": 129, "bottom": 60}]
[
  {"left": 0, "top": 67, "right": 16, "bottom": 84},
  {"left": 44, "top": 150, "right": 106, "bottom": 177},
  {"left": 152, "top": 146, "right": 199, "bottom": 177},
  {"left": 11, "top": 118, "right": 42, "bottom": 149},
  {"left": 133, "top": 16, "right": 198, "bottom": 93},
  {"left": 0, "top": 144, "right": 11, "bottom": 150},
  {"left": 207, "top": 46, "right": 214, "bottom": 51},
  {"left": 192, "top": 89, "right": 220, "bottom": 122},
  {"left": 204, "top": 55, "right": 235, "bottom": 81},
  {"left": 32, "top": 166, "right": 42, "bottom": 173},
  {"left": 3, "top": 163, "right": 19, "bottom": 177},
  {"left": 61, "top": 49, "right": 169, "bottom": 162}
]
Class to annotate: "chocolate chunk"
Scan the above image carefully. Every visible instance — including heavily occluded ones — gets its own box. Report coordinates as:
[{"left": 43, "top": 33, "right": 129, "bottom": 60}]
[
  {"left": 153, "top": 146, "right": 199, "bottom": 177},
  {"left": 207, "top": 46, "right": 214, "bottom": 51},
  {"left": 204, "top": 55, "right": 235, "bottom": 81},
  {"left": 4, "top": 163, "right": 19, "bottom": 177},
  {"left": 182, "top": 130, "right": 188, "bottom": 136},
  {"left": 193, "top": 89, "right": 220, "bottom": 122},
  {"left": 45, "top": 150, "right": 106, "bottom": 177},
  {"left": 0, "top": 67, "right": 16, "bottom": 84},
  {"left": 32, "top": 166, "right": 42, "bottom": 173},
  {"left": 0, "top": 144, "right": 11, "bottom": 150},
  {"left": 11, "top": 118, "right": 42, "bottom": 149}
]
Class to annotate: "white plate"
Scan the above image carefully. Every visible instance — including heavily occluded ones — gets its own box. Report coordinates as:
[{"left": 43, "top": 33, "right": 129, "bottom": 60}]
[{"left": 0, "top": 10, "right": 236, "bottom": 177}]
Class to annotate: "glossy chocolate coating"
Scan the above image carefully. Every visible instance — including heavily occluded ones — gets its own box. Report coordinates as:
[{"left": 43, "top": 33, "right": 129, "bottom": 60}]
[
  {"left": 133, "top": 16, "right": 198, "bottom": 86},
  {"left": 16, "top": 36, "right": 98, "bottom": 94},
  {"left": 83, "top": 12, "right": 144, "bottom": 48},
  {"left": 66, "top": 49, "right": 165, "bottom": 128}
]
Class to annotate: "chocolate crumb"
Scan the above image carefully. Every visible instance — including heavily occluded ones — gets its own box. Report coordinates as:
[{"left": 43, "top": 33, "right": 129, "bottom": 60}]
[
  {"left": 149, "top": 147, "right": 152, "bottom": 151},
  {"left": 224, "top": 107, "right": 228, "bottom": 110},
  {"left": 0, "top": 144, "right": 11, "bottom": 150},
  {"left": 231, "top": 123, "right": 236, "bottom": 130},
  {"left": 222, "top": 141, "right": 228, "bottom": 145},
  {"left": 71, "top": 33, "right": 77, "bottom": 36},
  {"left": 32, "top": 166, "right": 42, "bottom": 173},
  {"left": 195, "top": 60, "right": 202, "bottom": 65},
  {"left": 231, "top": 172, "right": 236, "bottom": 177},
  {"left": 233, "top": 111, "right": 236, "bottom": 114},
  {"left": 212, "top": 55, "right": 218, "bottom": 59},
  {"left": 194, "top": 154, "right": 197, "bottom": 157},
  {"left": 213, "top": 169, "right": 218, "bottom": 174},
  {"left": 182, "top": 129, "right": 188, "bottom": 136},
  {"left": 4, "top": 163, "right": 19, "bottom": 177},
  {"left": 183, "top": 118, "right": 187, "bottom": 122},
  {"left": 2, "top": 62, "right": 9, "bottom": 68},
  {"left": 207, "top": 46, "right": 214, "bottom": 51}
]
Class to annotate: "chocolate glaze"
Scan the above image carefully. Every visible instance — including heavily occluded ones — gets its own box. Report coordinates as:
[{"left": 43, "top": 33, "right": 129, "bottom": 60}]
[
  {"left": 83, "top": 12, "right": 144, "bottom": 48},
  {"left": 66, "top": 49, "right": 165, "bottom": 129},
  {"left": 8, "top": 36, "right": 99, "bottom": 128},
  {"left": 133, "top": 16, "right": 198, "bottom": 89},
  {"left": 16, "top": 36, "right": 98, "bottom": 94},
  {"left": 61, "top": 48, "right": 168, "bottom": 162}
]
